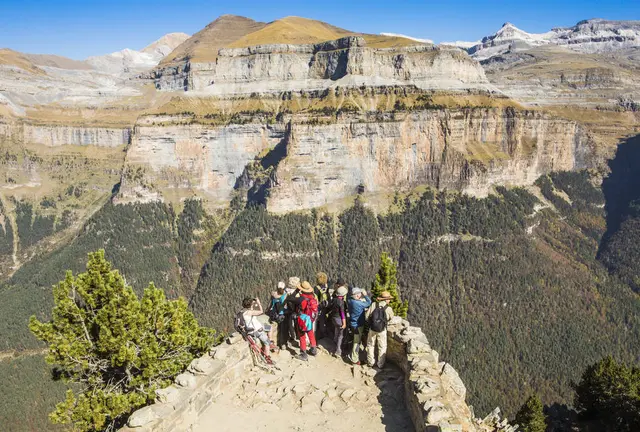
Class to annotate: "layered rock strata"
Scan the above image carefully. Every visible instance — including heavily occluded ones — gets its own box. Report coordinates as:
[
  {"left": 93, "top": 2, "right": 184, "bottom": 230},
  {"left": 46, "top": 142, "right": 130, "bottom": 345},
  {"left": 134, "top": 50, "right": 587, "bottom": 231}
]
[
  {"left": 118, "top": 108, "right": 594, "bottom": 212},
  {"left": 153, "top": 36, "right": 491, "bottom": 94},
  {"left": 0, "top": 118, "right": 130, "bottom": 147}
]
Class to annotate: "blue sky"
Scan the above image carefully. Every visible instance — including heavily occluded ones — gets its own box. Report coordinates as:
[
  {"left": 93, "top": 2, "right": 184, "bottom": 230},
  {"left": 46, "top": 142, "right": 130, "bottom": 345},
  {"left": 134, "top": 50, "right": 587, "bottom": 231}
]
[{"left": 1, "top": 0, "right": 639, "bottom": 59}]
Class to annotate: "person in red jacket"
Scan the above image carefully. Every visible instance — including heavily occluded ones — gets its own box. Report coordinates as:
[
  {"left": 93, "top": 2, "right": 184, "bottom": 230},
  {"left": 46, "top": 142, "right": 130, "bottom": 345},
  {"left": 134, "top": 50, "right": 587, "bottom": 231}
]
[{"left": 287, "top": 281, "right": 318, "bottom": 361}]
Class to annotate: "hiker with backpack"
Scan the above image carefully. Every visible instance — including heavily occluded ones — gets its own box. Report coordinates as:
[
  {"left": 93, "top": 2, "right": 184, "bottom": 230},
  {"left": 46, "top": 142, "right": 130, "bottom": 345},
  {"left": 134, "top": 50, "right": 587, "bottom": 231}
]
[
  {"left": 237, "top": 297, "right": 277, "bottom": 356},
  {"left": 267, "top": 282, "right": 287, "bottom": 348},
  {"left": 287, "top": 280, "right": 319, "bottom": 361},
  {"left": 329, "top": 283, "right": 348, "bottom": 357},
  {"left": 365, "top": 291, "right": 395, "bottom": 369},
  {"left": 313, "top": 272, "right": 330, "bottom": 339},
  {"left": 347, "top": 287, "right": 372, "bottom": 365},
  {"left": 283, "top": 276, "right": 302, "bottom": 346}
]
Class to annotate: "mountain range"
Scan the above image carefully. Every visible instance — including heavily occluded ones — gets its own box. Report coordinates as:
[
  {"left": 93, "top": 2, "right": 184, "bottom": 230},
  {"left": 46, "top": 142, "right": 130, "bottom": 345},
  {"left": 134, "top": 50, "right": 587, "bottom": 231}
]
[{"left": 0, "top": 13, "right": 640, "bottom": 432}]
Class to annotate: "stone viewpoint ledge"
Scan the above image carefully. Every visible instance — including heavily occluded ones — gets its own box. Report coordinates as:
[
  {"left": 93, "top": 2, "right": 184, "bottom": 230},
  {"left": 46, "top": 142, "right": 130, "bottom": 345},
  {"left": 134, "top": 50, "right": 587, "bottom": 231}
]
[{"left": 120, "top": 319, "right": 516, "bottom": 432}]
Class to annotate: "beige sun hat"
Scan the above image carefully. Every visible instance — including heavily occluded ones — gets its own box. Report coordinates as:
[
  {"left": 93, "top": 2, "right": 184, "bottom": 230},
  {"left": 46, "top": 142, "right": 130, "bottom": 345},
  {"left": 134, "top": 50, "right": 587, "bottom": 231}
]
[
  {"left": 377, "top": 291, "right": 393, "bottom": 301},
  {"left": 299, "top": 281, "right": 314, "bottom": 293},
  {"left": 336, "top": 286, "right": 348, "bottom": 297}
]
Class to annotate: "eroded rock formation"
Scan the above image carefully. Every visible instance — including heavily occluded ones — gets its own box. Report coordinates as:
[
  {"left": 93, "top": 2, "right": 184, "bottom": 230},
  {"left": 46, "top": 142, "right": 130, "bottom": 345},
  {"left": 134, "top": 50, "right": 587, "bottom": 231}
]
[
  {"left": 153, "top": 36, "right": 491, "bottom": 94},
  {"left": 118, "top": 106, "right": 595, "bottom": 212}
]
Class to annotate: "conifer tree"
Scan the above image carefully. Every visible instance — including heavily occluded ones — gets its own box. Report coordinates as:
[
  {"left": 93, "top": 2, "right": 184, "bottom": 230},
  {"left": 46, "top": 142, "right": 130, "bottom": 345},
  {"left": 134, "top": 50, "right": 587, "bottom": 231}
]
[
  {"left": 515, "top": 394, "right": 547, "bottom": 432},
  {"left": 29, "top": 250, "right": 217, "bottom": 432},
  {"left": 371, "top": 252, "right": 408, "bottom": 317}
]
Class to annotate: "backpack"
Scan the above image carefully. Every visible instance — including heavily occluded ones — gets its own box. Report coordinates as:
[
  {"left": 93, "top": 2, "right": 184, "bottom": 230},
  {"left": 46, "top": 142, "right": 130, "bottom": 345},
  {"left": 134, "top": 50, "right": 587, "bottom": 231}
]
[
  {"left": 296, "top": 313, "right": 313, "bottom": 332},
  {"left": 267, "top": 296, "right": 285, "bottom": 323},
  {"left": 300, "top": 295, "right": 318, "bottom": 322},
  {"left": 315, "top": 286, "right": 329, "bottom": 308},
  {"left": 369, "top": 304, "right": 389, "bottom": 333},
  {"left": 234, "top": 310, "right": 254, "bottom": 336}
]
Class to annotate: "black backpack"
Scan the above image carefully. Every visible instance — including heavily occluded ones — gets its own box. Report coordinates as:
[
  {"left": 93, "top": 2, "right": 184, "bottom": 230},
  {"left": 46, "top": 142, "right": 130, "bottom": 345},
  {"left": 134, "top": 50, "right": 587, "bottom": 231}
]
[{"left": 369, "top": 304, "right": 389, "bottom": 332}]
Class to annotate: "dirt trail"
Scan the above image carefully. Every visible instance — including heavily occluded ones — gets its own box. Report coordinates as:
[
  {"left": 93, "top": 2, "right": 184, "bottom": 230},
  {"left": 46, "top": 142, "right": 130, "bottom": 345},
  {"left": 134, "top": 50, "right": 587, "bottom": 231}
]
[
  {"left": 195, "top": 340, "right": 414, "bottom": 432},
  {"left": 0, "top": 348, "right": 47, "bottom": 362}
]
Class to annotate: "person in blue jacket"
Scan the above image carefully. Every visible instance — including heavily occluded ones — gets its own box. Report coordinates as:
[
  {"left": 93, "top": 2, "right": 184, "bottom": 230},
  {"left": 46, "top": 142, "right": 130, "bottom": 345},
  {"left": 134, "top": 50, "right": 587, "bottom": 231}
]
[{"left": 347, "top": 287, "right": 372, "bottom": 364}]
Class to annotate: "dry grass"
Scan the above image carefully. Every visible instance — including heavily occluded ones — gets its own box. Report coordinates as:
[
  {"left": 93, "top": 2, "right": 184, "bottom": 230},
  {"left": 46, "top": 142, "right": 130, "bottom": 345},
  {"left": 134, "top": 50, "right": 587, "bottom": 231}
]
[
  {"left": 227, "top": 16, "right": 353, "bottom": 48},
  {"left": 160, "top": 15, "right": 267, "bottom": 65},
  {"left": 362, "top": 35, "right": 428, "bottom": 49},
  {"left": 0, "top": 49, "right": 45, "bottom": 75},
  {"left": 462, "top": 141, "right": 511, "bottom": 163}
]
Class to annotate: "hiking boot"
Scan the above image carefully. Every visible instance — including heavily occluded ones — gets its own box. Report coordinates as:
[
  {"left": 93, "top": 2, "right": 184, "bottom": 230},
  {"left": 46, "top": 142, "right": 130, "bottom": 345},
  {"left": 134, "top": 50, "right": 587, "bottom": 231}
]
[
  {"left": 333, "top": 350, "right": 342, "bottom": 358},
  {"left": 308, "top": 347, "right": 318, "bottom": 356},
  {"left": 297, "top": 352, "right": 309, "bottom": 362}
]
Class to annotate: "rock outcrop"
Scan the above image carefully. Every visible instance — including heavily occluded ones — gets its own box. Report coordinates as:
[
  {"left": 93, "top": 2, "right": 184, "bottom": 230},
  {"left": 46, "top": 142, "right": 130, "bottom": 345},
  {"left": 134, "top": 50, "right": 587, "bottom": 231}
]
[
  {"left": 153, "top": 36, "right": 491, "bottom": 94},
  {"left": 119, "top": 318, "right": 515, "bottom": 432},
  {"left": 0, "top": 119, "right": 130, "bottom": 147},
  {"left": 118, "top": 107, "right": 595, "bottom": 212},
  {"left": 464, "top": 19, "right": 640, "bottom": 61}
]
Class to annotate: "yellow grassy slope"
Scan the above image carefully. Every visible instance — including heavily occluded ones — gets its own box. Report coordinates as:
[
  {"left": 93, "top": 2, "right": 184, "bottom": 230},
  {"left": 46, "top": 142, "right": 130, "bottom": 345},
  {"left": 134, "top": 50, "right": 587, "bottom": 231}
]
[
  {"left": 226, "top": 16, "right": 428, "bottom": 50},
  {"left": 0, "top": 49, "right": 45, "bottom": 75}
]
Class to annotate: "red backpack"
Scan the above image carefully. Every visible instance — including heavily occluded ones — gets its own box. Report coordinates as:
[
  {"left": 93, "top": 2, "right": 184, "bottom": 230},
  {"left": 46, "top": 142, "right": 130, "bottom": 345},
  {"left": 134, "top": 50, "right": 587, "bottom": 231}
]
[{"left": 299, "top": 294, "right": 318, "bottom": 322}]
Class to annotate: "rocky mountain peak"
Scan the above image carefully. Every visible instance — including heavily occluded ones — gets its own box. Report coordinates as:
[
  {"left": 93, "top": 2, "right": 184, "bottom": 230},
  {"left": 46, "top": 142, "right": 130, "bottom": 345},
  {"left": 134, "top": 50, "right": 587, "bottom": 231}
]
[{"left": 141, "top": 32, "right": 190, "bottom": 57}]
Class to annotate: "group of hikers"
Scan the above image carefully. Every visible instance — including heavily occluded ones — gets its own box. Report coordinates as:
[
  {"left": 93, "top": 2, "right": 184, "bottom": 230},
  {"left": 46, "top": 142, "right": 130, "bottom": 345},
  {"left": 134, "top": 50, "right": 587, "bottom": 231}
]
[{"left": 236, "top": 272, "right": 395, "bottom": 369}]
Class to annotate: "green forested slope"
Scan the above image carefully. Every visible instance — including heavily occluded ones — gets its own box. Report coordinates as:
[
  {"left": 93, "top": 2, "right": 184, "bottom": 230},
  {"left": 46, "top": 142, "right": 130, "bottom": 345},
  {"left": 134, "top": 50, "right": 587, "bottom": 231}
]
[
  {"left": 0, "top": 199, "right": 222, "bottom": 432},
  {"left": 1, "top": 169, "right": 639, "bottom": 430},
  {"left": 191, "top": 173, "right": 640, "bottom": 416}
]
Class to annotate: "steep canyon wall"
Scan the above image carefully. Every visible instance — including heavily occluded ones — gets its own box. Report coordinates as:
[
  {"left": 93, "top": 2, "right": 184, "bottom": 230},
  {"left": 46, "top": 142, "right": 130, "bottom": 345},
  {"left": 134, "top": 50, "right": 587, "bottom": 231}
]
[{"left": 119, "top": 108, "right": 594, "bottom": 212}]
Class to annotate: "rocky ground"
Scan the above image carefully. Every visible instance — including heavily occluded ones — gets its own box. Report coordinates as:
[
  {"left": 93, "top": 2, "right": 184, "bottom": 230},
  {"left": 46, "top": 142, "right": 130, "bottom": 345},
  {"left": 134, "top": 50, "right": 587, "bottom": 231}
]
[{"left": 194, "top": 339, "right": 415, "bottom": 432}]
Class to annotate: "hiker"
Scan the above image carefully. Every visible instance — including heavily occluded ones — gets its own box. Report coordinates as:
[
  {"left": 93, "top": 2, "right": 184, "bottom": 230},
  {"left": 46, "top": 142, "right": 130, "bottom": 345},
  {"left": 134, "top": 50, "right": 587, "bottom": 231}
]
[
  {"left": 347, "top": 287, "right": 372, "bottom": 364},
  {"left": 365, "top": 291, "right": 395, "bottom": 369},
  {"left": 313, "top": 272, "right": 330, "bottom": 339},
  {"left": 283, "top": 276, "right": 301, "bottom": 345},
  {"left": 287, "top": 280, "right": 318, "bottom": 361},
  {"left": 329, "top": 282, "right": 348, "bottom": 357},
  {"left": 267, "top": 282, "right": 287, "bottom": 347},
  {"left": 240, "top": 297, "right": 276, "bottom": 355}
]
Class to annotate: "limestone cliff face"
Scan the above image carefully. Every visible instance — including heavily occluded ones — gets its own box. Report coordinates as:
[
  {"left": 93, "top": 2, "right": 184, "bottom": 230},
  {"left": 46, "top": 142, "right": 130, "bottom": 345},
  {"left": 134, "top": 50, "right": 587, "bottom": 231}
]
[
  {"left": 0, "top": 119, "right": 130, "bottom": 147},
  {"left": 118, "top": 108, "right": 594, "bottom": 212},
  {"left": 118, "top": 120, "right": 286, "bottom": 205},
  {"left": 154, "top": 37, "right": 491, "bottom": 94},
  {"left": 266, "top": 109, "right": 592, "bottom": 212}
]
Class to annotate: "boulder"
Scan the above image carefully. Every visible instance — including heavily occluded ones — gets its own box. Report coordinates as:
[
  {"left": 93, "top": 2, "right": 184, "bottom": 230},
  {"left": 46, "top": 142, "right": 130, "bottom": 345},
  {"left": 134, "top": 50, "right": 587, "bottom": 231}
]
[
  {"left": 127, "top": 404, "right": 173, "bottom": 428},
  {"left": 226, "top": 332, "right": 243, "bottom": 345},
  {"left": 425, "top": 403, "right": 452, "bottom": 424},
  {"left": 155, "top": 385, "right": 184, "bottom": 405},
  {"left": 175, "top": 372, "right": 197, "bottom": 389},
  {"left": 440, "top": 363, "right": 467, "bottom": 398},
  {"left": 188, "top": 356, "right": 223, "bottom": 375},
  {"left": 407, "top": 339, "right": 431, "bottom": 354}
]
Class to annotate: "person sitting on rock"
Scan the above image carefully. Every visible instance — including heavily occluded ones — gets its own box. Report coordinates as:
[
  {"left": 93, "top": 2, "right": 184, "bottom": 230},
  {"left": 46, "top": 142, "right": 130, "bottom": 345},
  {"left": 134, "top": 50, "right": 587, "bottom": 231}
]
[
  {"left": 267, "top": 282, "right": 287, "bottom": 347},
  {"left": 365, "top": 291, "right": 395, "bottom": 369},
  {"left": 241, "top": 297, "right": 277, "bottom": 355},
  {"left": 329, "top": 283, "right": 348, "bottom": 357},
  {"left": 347, "top": 287, "right": 371, "bottom": 365},
  {"left": 313, "top": 272, "right": 330, "bottom": 339},
  {"left": 287, "top": 281, "right": 319, "bottom": 361}
]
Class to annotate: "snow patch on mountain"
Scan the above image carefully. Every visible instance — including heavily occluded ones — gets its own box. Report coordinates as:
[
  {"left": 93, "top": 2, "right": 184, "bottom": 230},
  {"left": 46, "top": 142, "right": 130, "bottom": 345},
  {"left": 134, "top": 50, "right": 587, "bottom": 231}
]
[
  {"left": 380, "top": 32, "right": 433, "bottom": 44},
  {"left": 468, "top": 19, "right": 640, "bottom": 60},
  {"left": 86, "top": 32, "right": 190, "bottom": 76}
]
